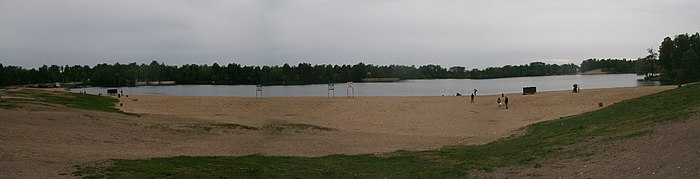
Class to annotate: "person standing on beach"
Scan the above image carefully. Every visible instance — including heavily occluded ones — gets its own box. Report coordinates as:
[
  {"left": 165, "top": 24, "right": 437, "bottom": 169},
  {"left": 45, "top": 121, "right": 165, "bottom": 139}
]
[
  {"left": 497, "top": 97, "right": 502, "bottom": 109},
  {"left": 474, "top": 89, "right": 477, "bottom": 96},
  {"left": 470, "top": 93, "right": 474, "bottom": 103},
  {"left": 504, "top": 96, "right": 509, "bottom": 109}
]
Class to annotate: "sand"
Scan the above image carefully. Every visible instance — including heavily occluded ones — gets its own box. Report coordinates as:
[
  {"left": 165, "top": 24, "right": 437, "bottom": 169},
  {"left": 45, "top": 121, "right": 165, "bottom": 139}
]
[
  {"left": 581, "top": 69, "right": 609, "bottom": 75},
  {"left": 0, "top": 86, "right": 675, "bottom": 178},
  {"left": 119, "top": 86, "right": 675, "bottom": 144}
]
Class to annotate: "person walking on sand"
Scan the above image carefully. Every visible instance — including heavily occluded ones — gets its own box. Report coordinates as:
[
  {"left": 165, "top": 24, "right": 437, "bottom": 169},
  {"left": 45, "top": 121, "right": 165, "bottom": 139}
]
[
  {"left": 504, "top": 96, "right": 509, "bottom": 109},
  {"left": 470, "top": 93, "right": 474, "bottom": 103},
  {"left": 474, "top": 89, "right": 477, "bottom": 96},
  {"left": 497, "top": 97, "right": 502, "bottom": 109}
]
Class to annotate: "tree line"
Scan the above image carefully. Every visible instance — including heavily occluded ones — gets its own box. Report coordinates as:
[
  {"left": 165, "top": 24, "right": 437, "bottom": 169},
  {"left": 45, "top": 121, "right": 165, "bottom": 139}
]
[
  {"left": 467, "top": 62, "right": 579, "bottom": 79},
  {"left": 580, "top": 58, "right": 636, "bottom": 74},
  {"left": 1, "top": 61, "right": 584, "bottom": 87}
]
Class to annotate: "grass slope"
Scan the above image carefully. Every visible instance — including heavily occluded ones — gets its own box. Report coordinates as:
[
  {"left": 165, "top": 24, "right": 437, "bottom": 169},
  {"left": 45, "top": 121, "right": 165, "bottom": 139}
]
[
  {"left": 76, "top": 84, "right": 699, "bottom": 178},
  {"left": 0, "top": 89, "right": 124, "bottom": 114}
]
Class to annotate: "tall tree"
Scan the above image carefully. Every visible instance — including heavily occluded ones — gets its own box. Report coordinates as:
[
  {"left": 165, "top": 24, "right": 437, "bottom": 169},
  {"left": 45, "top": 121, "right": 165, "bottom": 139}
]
[
  {"left": 657, "top": 32, "right": 700, "bottom": 83},
  {"left": 679, "top": 49, "right": 699, "bottom": 83}
]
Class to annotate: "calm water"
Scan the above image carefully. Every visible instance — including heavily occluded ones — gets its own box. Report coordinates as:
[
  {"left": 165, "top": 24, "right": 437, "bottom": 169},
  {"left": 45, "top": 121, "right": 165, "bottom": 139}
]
[{"left": 71, "top": 74, "right": 659, "bottom": 97}]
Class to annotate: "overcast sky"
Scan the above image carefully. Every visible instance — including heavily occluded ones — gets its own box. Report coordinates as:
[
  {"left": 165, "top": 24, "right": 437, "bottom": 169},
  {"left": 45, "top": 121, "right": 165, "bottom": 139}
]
[{"left": 1, "top": 0, "right": 699, "bottom": 69}]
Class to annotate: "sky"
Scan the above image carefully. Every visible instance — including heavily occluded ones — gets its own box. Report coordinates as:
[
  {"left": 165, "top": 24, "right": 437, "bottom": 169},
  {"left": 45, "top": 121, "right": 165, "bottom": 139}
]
[{"left": 1, "top": 0, "right": 699, "bottom": 69}]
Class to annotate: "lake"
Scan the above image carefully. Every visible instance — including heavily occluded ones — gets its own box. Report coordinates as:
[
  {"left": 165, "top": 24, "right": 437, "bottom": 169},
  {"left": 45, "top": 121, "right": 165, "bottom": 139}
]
[{"left": 71, "top": 74, "right": 660, "bottom": 97}]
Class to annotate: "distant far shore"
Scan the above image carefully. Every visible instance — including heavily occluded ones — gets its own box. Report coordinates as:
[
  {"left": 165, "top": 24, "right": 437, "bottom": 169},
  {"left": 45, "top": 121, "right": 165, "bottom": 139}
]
[
  {"left": 580, "top": 69, "right": 637, "bottom": 75},
  {"left": 581, "top": 69, "right": 609, "bottom": 75}
]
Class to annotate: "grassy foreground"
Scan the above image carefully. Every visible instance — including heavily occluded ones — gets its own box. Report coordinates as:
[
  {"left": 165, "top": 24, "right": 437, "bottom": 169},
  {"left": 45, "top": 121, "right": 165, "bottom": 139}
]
[{"left": 69, "top": 84, "right": 699, "bottom": 178}]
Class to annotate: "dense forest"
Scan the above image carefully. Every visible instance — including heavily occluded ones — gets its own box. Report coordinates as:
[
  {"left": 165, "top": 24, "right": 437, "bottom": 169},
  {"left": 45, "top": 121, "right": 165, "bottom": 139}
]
[
  {"left": 579, "top": 58, "right": 636, "bottom": 73},
  {"left": 0, "top": 61, "right": 580, "bottom": 87}
]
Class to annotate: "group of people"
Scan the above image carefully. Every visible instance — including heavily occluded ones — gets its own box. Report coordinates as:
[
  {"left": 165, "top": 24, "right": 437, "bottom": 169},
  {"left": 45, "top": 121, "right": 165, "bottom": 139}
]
[
  {"left": 468, "top": 89, "right": 509, "bottom": 109},
  {"left": 497, "top": 93, "right": 509, "bottom": 109},
  {"left": 469, "top": 83, "right": 582, "bottom": 109}
]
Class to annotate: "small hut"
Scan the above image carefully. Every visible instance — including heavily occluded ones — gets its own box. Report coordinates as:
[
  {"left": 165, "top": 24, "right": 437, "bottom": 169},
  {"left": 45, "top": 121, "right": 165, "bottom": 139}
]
[
  {"left": 107, "top": 89, "right": 118, "bottom": 96},
  {"left": 523, "top": 86, "right": 536, "bottom": 95}
]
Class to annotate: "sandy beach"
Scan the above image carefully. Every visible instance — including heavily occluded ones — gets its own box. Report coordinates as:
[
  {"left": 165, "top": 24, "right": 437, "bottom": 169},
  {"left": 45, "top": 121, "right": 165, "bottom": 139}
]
[
  {"left": 0, "top": 86, "right": 676, "bottom": 178},
  {"left": 119, "top": 86, "right": 674, "bottom": 144}
]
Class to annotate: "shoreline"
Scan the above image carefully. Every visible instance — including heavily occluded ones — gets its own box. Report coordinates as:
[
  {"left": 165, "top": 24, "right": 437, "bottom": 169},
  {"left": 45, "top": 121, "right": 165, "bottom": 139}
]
[
  {"left": 108, "top": 85, "right": 664, "bottom": 98},
  {"left": 79, "top": 85, "right": 663, "bottom": 98}
]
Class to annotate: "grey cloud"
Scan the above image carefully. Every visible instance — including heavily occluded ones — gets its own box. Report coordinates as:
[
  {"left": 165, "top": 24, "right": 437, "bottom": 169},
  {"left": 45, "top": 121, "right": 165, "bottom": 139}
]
[{"left": 1, "top": 0, "right": 699, "bottom": 69}]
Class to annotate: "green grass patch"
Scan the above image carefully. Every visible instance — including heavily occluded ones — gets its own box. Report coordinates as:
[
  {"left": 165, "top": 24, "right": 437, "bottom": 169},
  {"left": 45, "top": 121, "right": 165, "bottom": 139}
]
[
  {"left": 40, "top": 92, "right": 123, "bottom": 114},
  {"left": 263, "top": 123, "right": 336, "bottom": 131},
  {"left": 145, "top": 123, "right": 259, "bottom": 133},
  {"left": 192, "top": 123, "right": 259, "bottom": 131},
  {"left": 75, "top": 84, "right": 700, "bottom": 178},
  {"left": 1, "top": 89, "right": 128, "bottom": 115},
  {"left": 72, "top": 164, "right": 108, "bottom": 179},
  {"left": 94, "top": 155, "right": 459, "bottom": 178},
  {"left": 0, "top": 99, "right": 21, "bottom": 109}
]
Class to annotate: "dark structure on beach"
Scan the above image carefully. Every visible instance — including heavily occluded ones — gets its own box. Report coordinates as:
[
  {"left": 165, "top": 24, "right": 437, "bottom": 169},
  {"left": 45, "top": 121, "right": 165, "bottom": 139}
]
[{"left": 523, "top": 86, "right": 536, "bottom": 95}]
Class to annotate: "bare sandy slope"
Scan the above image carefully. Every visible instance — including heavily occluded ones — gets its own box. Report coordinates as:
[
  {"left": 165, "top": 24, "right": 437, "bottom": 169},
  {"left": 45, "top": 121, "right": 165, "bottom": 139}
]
[
  {"left": 0, "top": 86, "right": 673, "bottom": 178},
  {"left": 119, "top": 86, "right": 674, "bottom": 144}
]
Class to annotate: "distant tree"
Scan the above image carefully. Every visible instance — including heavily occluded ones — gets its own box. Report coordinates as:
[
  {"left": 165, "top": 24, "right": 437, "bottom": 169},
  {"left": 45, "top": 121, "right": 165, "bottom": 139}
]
[
  {"left": 0, "top": 64, "right": 4, "bottom": 86},
  {"left": 91, "top": 64, "right": 115, "bottom": 86},
  {"left": 350, "top": 63, "right": 368, "bottom": 81},
  {"left": 679, "top": 49, "right": 699, "bottom": 83},
  {"left": 636, "top": 48, "right": 660, "bottom": 79},
  {"left": 580, "top": 58, "right": 636, "bottom": 73},
  {"left": 418, "top": 64, "right": 448, "bottom": 79}
]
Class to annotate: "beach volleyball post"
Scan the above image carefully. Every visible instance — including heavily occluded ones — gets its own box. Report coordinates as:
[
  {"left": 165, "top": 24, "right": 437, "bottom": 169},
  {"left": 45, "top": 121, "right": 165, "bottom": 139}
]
[
  {"left": 346, "top": 82, "right": 354, "bottom": 98},
  {"left": 328, "top": 83, "right": 335, "bottom": 98},
  {"left": 255, "top": 84, "right": 263, "bottom": 99}
]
